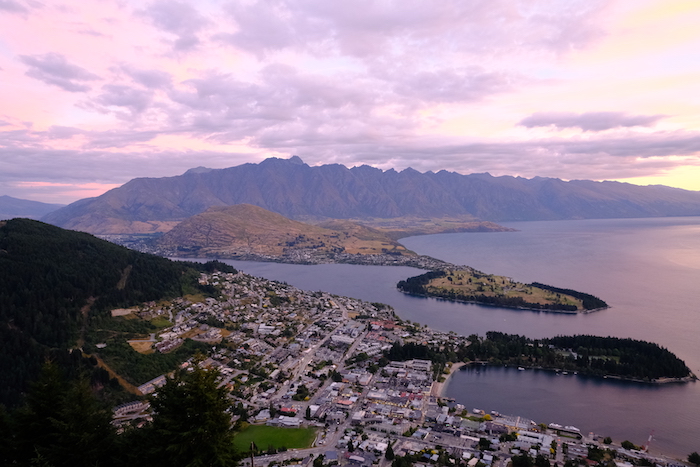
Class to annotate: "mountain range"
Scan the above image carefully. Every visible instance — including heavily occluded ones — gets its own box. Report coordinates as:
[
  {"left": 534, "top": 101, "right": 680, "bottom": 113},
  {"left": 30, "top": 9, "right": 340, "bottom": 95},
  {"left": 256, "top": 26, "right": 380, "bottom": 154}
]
[
  {"left": 42, "top": 156, "right": 700, "bottom": 235},
  {"left": 0, "top": 195, "right": 64, "bottom": 221}
]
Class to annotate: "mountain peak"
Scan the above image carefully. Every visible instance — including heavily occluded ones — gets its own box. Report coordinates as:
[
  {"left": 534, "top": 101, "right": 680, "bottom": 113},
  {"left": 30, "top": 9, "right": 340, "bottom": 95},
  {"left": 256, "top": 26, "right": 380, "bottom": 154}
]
[
  {"left": 183, "top": 166, "right": 213, "bottom": 175},
  {"left": 260, "top": 155, "right": 307, "bottom": 166}
]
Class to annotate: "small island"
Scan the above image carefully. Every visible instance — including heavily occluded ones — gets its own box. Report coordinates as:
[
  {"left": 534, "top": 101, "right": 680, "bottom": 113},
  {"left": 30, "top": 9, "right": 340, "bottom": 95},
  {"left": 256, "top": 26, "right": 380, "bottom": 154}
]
[{"left": 397, "top": 268, "right": 608, "bottom": 312}]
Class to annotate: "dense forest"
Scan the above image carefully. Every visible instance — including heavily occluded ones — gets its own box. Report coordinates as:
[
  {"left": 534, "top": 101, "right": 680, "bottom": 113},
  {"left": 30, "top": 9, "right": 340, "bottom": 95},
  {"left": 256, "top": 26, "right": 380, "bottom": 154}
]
[
  {"left": 0, "top": 218, "right": 234, "bottom": 408},
  {"left": 396, "top": 270, "right": 607, "bottom": 311},
  {"left": 0, "top": 359, "right": 237, "bottom": 467},
  {"left": 385, "top": 332, "right": 692, "bottom": 381}
]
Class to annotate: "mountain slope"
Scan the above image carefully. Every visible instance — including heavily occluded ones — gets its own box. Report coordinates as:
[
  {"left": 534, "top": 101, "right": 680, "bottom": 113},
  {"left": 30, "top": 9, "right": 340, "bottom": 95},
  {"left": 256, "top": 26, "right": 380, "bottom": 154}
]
[
  {"left": 0, "top": 195, "right": 64, "bottom": 220},
  {"left": 155, "top": 204, "right": 413, "bottom": 257},
  {"left": 0, "top": 218, "right": 232, "bottom": 407},
  {"left": 42, "top": 157, "right": 700, "bottom": 234}
]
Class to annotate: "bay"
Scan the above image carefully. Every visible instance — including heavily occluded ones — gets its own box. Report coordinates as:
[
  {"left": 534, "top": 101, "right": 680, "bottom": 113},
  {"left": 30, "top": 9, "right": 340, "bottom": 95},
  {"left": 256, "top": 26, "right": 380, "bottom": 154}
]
[
  {"left": 400, "top": 217, "right": 700, "bottom": 458},
  {"left": 214, "top": 216, "right": 700, "bottom": 458}
]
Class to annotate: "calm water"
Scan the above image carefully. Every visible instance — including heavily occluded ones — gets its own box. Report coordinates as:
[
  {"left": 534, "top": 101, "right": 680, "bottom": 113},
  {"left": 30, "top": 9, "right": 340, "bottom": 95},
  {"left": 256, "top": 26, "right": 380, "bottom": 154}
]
[{"left": 214, "top": 216, "right": 700, "bottom": 457}]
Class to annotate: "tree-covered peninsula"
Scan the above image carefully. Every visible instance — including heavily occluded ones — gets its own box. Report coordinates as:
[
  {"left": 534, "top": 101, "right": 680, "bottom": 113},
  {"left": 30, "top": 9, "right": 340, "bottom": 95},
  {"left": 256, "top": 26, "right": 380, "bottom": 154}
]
[
  {"left": 0, "top": 218, "right": 234, "bottom": 408},
  {"left": 386, "top": 332, "right": 693, "bottom": 382},
  {"left": 397, "top": 269, "right": 607, "bottom": 312}
]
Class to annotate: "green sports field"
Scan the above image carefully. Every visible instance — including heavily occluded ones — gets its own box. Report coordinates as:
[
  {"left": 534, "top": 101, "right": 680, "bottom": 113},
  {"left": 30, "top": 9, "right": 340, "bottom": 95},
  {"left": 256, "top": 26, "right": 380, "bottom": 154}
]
[{"left": 233, "top": 425, "right": 317, "bottom": 453}]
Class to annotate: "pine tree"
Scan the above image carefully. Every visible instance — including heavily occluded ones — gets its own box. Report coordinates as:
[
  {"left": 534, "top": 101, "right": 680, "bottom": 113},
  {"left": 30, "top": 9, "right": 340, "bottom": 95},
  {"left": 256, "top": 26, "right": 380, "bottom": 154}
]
[
  {"left": 144, "top": 357, "right": 237, "bottom": 467},
  {"left": 12, "top": 362, "right": 116, "bottom": 467},
  {"left": 385, "top": 443, "right": 395, "bottom": 460},
  {"left": 0, "top": 404, "right": 13, "bottom": 465}
]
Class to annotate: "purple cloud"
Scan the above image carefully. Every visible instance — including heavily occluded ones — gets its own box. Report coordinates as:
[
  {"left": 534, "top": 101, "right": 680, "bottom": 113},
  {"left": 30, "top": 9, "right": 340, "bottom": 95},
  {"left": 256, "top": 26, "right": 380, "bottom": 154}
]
[
  {"left": 46, "top": 126, "right": 84, "bottom": 140},
  {"left": 519, "top": 111, "right": 666, "bottom": 131},
  {"left": 0, "top": 0, "right": 28, "bottom": 14},
  {"left": 140, "top": 1, "right": 209, "bottom": 51},
  {"left": 220, "top": 0, "right": 607, "bottom": 58},
  {"left": 85, "top": 129, "right": 160, "bottom": 149},
  {"left": 120, "top": 66, "right": 172, "bottom": 89},
  {"left": 392, "top": 67, "right": 518, "bottom": 103},
  {"left": 95, "top": 84, "right": 154, "bottom": 114},
  {"left": 18, "top": 53, "right": 100, "bottom": 92}
]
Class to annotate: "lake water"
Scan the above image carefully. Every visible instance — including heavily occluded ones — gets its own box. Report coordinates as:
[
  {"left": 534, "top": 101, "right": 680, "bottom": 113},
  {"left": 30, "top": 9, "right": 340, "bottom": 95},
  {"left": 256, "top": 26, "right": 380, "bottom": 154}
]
[{"left": 215, "top": 216, "right": 700, "bottom": 458}]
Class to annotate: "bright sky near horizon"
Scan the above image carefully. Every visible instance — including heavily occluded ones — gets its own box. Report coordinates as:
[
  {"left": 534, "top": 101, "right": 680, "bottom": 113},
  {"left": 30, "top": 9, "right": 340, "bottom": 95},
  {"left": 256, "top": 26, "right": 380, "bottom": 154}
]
[{"left": 2, "top": 0, "right": 700, "bottom": 204}]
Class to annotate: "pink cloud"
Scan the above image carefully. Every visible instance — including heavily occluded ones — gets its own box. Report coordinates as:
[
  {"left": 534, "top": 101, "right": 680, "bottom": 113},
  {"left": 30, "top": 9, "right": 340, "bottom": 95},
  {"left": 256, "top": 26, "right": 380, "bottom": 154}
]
[{"left": 1, "top": 0, "right": 700, "bottom": 203}]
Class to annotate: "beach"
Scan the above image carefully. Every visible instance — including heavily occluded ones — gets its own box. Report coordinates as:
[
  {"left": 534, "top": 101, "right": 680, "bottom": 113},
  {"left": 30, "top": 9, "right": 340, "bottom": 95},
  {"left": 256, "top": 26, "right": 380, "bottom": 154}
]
[{"left": 432, "top": 362, "right": 467, "bottom": 397}]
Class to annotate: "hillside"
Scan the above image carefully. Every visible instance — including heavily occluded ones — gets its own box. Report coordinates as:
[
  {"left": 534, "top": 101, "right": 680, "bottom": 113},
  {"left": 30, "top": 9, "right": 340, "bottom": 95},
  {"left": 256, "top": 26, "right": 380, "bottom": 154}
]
[
  {"left": 0, "top": 218, "right": 233, "bottom": 407},
  {"left": 0, "top": 195, "right": 64, "bottom": 220},
  {"left": 42, "top": 156, "right": 700, "bottom": 234},
  {"left": 154, "top": 204, "right": 413, "bottom": 257}
]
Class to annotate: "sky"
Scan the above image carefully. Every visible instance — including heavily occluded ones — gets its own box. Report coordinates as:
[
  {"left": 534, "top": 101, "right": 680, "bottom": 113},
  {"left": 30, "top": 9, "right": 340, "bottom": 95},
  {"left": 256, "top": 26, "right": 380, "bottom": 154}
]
[{"left": 2, "top": 0, "right": 700, "bottom": 204}]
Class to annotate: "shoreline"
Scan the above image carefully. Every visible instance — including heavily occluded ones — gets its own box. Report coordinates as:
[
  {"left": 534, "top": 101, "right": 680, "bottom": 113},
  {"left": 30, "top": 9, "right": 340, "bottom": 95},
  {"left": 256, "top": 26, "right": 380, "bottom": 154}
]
[
  {"left": 460, "top": 363, "right": 696, "bottom": 385},
  {"left": 398, "top": 290, "right": 607, "bottom": 315},
  {"left": 432, "top": 362, "right": 467, "bottom": 398}
]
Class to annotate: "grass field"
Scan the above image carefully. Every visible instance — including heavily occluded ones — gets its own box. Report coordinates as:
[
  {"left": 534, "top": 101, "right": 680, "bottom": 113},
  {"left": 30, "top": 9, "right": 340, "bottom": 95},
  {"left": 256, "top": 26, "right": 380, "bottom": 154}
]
[
  {"left": 127, "top": 340, "right": 154, "bottom": 354},
  {"left": 150, "top": 316, "right": 172, "bottom": 328},
  {"left": 429, "top": 269, "right": 583, "bottom": 309},
  {"left": 233, "top": 425, "right": 317, "bottom": 453}
]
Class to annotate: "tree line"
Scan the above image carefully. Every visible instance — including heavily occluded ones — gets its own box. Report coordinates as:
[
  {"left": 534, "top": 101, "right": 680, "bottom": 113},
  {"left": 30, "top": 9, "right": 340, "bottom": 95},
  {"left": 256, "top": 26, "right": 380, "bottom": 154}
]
[
  {"left": 0, "top": 358, "right": 237, "bottom": 467},
  {"left": 384, "top": 332, "right": 691, "bottom": 381},
  {"left": 530, "top": 283, "right": 607, "bottom": 310}
]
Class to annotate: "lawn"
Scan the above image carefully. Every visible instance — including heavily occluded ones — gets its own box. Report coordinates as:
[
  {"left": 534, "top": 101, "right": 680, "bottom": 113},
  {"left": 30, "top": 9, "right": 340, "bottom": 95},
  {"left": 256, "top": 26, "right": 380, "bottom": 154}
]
[
  {"left": 150, "top": 316, "right": 172, "bottom": 328},
  {"left": 233, "top": 425, "right": 317, "bottom": 453}
]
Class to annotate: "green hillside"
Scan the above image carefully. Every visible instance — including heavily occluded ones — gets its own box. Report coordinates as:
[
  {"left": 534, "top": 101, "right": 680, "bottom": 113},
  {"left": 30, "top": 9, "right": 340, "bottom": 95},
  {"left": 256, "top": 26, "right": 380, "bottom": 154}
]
[{"left": 0, "top": 218, "right": 233, "bottom": 408}]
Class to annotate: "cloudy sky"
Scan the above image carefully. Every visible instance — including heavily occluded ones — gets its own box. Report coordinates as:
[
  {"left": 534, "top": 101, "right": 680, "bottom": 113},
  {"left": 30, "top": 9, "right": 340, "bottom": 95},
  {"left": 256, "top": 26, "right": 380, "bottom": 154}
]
[{"left": 2, "top": 0, "right": 700, "bottom": 204}]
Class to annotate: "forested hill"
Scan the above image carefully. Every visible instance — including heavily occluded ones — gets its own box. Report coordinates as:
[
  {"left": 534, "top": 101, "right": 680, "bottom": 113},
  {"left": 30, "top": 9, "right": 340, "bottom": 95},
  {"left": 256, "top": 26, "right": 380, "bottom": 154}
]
[
  {"left": 0, "top": 218, "right": 233, "bottom": 408},
  {"left": 387, "top": 332, "right": 692, "bottom": 381}
]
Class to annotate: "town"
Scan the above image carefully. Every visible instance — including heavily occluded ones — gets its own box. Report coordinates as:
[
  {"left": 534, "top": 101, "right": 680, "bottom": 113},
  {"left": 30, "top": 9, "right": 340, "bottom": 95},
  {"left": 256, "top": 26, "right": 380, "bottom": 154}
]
[{"left": 111, "top": 271, "right": 686, "bottom": 467}]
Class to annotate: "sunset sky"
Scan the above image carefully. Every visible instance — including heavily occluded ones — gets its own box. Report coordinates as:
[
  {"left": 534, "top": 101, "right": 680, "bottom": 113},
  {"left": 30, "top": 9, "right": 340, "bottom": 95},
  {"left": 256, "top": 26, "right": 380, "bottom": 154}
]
[{"left": 2, "top": 0, "right": 700, "bottom": 204}]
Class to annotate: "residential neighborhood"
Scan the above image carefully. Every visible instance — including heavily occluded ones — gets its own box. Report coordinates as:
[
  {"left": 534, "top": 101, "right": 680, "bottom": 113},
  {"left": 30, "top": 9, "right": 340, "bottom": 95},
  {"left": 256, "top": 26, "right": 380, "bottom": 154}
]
[{"left": 111, "top": 271, "right": 688, "bottom": 467}]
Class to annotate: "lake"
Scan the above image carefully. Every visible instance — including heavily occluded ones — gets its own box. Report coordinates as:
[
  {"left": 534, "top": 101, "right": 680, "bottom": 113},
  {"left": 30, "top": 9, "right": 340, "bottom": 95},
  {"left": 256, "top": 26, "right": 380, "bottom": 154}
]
[{"left": 214, "top": 216, "right": 700, "bottom": 458}]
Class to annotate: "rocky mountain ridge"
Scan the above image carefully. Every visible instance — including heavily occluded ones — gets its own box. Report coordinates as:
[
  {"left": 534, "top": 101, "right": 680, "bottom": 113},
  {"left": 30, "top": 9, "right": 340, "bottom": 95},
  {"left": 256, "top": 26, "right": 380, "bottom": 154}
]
[{"left": 42, "top": 156, "right": 700, "bottom": 234}]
